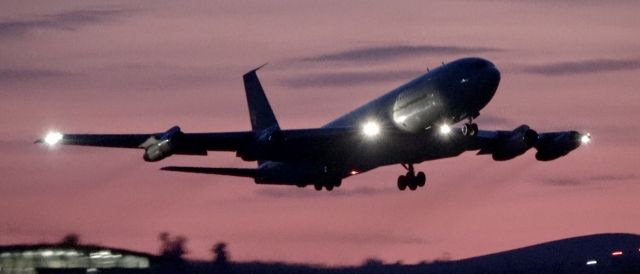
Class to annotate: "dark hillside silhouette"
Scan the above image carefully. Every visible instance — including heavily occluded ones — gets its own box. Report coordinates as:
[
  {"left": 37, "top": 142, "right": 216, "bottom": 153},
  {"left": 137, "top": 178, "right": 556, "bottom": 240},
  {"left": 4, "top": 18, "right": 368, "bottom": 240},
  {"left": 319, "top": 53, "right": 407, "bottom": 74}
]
[{"left": 1, "top": 233, "right": 638, "bottom": 273}]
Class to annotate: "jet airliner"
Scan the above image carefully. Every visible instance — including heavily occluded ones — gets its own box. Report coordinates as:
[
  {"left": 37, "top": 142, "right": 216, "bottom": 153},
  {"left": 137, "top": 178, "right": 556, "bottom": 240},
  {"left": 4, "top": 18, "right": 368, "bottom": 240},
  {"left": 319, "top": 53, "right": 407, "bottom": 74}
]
[{"left": 38, "top": 57, "right": 590, "bottom": 191}]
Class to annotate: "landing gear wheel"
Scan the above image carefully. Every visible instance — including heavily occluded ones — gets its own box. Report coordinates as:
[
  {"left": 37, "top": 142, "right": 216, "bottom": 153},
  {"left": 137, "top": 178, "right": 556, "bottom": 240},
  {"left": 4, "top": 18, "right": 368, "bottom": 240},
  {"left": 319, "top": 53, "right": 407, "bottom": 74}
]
[
  {"left": 398, "top": 163, "right": 428, "bottom": 191},
  {"left": 397, "top": 175, "right": 407, "bottom": 191},
  {"left": 405, "top": 171, "right": 416, "bottom": 191},
  {"left": 462, "top": 123, "right": 479, "bottom": 136},
  {"left": 408, "top": 182, "right": 417, "bottom": 191},
  {"left": 416, "top": 171, "right": 426, "bottom": 187},
  {"left": 325, "top": 184, "right": 334, "bottom": 191},
  {"left": 314, "top": 184, "right": 322, "bottom": 191}
]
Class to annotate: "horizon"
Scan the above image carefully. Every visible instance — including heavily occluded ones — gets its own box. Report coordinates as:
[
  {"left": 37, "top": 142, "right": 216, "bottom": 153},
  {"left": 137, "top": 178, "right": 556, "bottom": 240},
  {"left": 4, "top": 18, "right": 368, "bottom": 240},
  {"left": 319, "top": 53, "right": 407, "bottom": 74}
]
[
  {"left": 4, "top": 232, "right": 639, "bottom": 265},
  {"left": 1, "top": 0, "right": 639, "bottom": 265}
]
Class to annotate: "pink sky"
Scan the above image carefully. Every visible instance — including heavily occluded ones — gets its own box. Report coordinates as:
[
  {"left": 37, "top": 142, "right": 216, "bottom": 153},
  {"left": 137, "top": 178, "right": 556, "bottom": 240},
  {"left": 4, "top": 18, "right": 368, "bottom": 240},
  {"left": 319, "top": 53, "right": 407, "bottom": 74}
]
[{"left": 1, "top": 0, "right": 639, "bottom": 265}]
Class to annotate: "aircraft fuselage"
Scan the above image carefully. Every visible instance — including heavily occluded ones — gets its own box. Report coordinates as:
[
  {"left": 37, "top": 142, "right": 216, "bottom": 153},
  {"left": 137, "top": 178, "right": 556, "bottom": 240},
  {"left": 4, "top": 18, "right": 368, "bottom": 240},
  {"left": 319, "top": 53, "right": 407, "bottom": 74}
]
[
  {"left": 257, "top": 58, "right": 501, "bottom": 184},
  {"left": 325, "top": 57, "right": 500, "bottom": 132}
]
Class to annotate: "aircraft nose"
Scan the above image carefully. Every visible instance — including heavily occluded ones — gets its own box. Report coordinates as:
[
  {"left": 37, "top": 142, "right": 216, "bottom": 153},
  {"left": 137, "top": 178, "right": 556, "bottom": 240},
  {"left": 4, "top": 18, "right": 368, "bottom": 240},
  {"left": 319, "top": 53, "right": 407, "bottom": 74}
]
[
  {"left": 468, "top": 59, "right": 500, "bottom": 87},
  {"left": 485, "top": 64, "right": 500, "bottom": 88},
  {"left": 467, "top": 61, "right": 500, "bottom": 110}
]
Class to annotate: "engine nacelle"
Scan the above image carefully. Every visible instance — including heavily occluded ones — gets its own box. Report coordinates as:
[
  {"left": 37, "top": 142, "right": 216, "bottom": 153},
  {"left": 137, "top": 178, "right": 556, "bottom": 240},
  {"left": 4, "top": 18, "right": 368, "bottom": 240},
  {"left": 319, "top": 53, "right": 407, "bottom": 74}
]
[
  {"left": 491, "top": 125, "right": 538, "bottom": 161},
  {"left": 534, "top": 131, "right": 582, "bottom": 161},
  {"left": 141, "top": 126, "right": 183, "bottom": 162}
]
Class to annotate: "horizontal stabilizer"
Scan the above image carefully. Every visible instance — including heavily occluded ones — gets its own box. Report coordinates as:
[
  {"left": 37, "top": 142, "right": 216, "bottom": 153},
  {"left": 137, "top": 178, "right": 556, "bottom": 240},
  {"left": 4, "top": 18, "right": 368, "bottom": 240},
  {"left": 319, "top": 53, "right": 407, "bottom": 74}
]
[{"left": 160, "top": 166, "right": 258, "bottom": 178}]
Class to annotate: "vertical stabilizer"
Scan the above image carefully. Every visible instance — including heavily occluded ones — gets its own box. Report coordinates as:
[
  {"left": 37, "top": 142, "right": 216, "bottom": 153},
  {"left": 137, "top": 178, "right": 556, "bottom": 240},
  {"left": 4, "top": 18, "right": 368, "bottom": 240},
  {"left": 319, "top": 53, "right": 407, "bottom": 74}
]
[{"left": 243, "top": 64, "right": 280, "bottom": 131}]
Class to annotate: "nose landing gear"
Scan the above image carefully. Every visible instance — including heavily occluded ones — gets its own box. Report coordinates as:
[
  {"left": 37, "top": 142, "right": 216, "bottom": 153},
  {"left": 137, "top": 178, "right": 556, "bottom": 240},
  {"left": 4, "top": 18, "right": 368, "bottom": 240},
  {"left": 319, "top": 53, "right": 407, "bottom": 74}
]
[
  {"left": 462, "top": 117, "right": 479, "bottom": 136},
  {"left": 397, "top": 163, "right": 426, "bottom": 191}
]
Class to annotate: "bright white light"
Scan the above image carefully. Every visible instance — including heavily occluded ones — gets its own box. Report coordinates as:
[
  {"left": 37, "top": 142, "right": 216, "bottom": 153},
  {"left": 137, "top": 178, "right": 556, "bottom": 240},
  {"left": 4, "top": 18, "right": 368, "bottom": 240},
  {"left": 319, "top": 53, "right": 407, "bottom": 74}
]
[
  {"left": 395, "top": 115, "right": 408, "bottom": 123},
  {"left": 439, "top": 124, "right": 452, "bottom": 135},
  {"left": 580, "top": 133, "right": 591, "bottom": 144},
  {"left": 44, "top": 131, "right": 63, "bottom": 146},
  {"left": 90, "top": 250, "right": 113, "bottom": 259},
  {"left": 586, "top": 260, "right": 597, "bottom": 265},
  {"left": 363, "top": 121, "right": 380, "bottom": 137}
]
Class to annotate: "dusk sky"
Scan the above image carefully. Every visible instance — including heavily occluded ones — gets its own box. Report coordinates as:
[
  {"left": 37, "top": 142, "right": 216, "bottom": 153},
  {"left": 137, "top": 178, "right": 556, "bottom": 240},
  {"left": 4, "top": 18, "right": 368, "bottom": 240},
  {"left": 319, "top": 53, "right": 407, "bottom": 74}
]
[{"left": 1, "top": 0, "right": 639, "bottom": 265}]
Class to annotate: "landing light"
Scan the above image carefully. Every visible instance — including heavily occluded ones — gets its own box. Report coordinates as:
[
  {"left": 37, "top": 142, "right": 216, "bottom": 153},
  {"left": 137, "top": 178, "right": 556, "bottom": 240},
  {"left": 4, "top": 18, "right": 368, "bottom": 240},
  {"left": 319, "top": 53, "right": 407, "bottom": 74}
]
[
  {"left": 439, "top": 124, "right": 452, "bottom": 135},
  {"left": 44, "top": 131, "right": 63, "bottom": 146},
  {"left": 586, "top": 260, "right": 597, "bottom": 265},
  {"left": 363, "top": 121, "right": 380, "bottom": 137},
  {"left": 612, "top": 251, "right": 623, "bottom": 256},
  {"left": 580, "top": 133, "right": 591, "bottom": 144}
]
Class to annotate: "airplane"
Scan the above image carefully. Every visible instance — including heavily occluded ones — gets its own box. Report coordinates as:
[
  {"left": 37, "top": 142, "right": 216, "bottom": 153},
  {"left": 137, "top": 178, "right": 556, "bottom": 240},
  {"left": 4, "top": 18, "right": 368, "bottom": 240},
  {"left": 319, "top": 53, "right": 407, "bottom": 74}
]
[{"left": 37, "top": 57, "right": 591, "bottom": 191}]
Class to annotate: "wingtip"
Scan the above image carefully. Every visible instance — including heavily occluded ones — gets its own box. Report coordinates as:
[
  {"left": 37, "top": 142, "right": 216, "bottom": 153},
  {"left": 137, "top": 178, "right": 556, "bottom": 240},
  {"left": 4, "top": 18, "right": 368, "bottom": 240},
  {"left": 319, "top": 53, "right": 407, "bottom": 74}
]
[{"left": 246, "top": 63, "right": 268, "bottom": 74}]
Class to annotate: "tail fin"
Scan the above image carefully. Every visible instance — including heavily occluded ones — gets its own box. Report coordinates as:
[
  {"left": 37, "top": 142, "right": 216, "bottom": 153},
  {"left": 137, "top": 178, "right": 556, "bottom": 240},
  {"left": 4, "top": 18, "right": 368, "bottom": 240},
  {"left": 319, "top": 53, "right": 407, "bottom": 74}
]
[{"left": 243, "top": 64, "right": 279, "bottom": 131}]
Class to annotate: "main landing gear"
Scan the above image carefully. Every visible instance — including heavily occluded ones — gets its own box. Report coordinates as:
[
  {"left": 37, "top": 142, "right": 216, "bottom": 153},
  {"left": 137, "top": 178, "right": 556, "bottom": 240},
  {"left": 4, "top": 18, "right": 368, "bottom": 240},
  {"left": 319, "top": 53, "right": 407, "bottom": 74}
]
[
  {"left": 397, "top": 163, "right": 426, "bottom": 191},
  {"left": 313, "top": 180, "right": 342, "bottom": 191},
  {"left": 461, "top": 117, "right": 479, "bottom": 136}
]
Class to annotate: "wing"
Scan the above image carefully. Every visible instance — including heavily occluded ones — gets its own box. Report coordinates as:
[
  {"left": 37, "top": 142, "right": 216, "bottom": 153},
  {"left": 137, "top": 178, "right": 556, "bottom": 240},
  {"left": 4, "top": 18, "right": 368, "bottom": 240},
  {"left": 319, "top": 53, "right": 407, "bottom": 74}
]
[
  {"left": 35, "top": 125, "right": 362, "bottom": 162},
  {"left": 36, "top": 126, "right": 359, "bottom": 151},
  {"left": 39, "top": 133, "right": 154, "bottom": 148},
  {"left": 467, "top": 124, "right": 590, "bottom": 161},
  {"left": 36, "top": 126, "right": 254, "bottom": 161}
]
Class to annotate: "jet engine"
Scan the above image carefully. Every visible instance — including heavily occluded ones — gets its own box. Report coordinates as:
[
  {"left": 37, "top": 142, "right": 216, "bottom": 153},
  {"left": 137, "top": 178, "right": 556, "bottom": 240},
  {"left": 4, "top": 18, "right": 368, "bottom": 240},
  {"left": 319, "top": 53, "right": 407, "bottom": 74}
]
[
  {"left": 490, "top": 125, "right": 538, "bottom": 161},
  {"left": 140, "top": 126, "right": 184, "bottom": 162},
  {"left": 534, "top": 131, "right": 584, "bottom": 161}
]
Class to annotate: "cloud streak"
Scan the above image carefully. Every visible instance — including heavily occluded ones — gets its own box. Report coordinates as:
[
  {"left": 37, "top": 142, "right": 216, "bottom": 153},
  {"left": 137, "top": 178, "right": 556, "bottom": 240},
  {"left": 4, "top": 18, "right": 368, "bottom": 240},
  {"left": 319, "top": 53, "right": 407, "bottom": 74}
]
[
  {"left": 249, "top": 231, "right": 430, "bottom": 246},
  {"left": 255, "top": 186, "right": 395, "bottom": 199},
  {"left": 277, "top": 43, "right": 499, "bottom": 88},
  {"left": 0, "top": 63, "right": 230, "bottom": 91},
  {"left": 0, "top": 9, "right": 130, "bottom": 39},
  {"left": 0, "top": 68, "right": 72, "bottom": 82},
  {"left": 522, "top": 59, "right": 640, "bottom": 76},
  {"left": 474, "top": 114, "right": 512, "bottom": 127},
  {"left": 309, "top": 232, "right": 429, "bottom": 245},
  {"left": 299, "top": 44, "right": 499, "bottom": 63},
  {"left": 280, "top": 69, "right": 423, "bottom": 88},
  {"left": 540, "top": 173, "right": 635, "bottom": 187}
]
